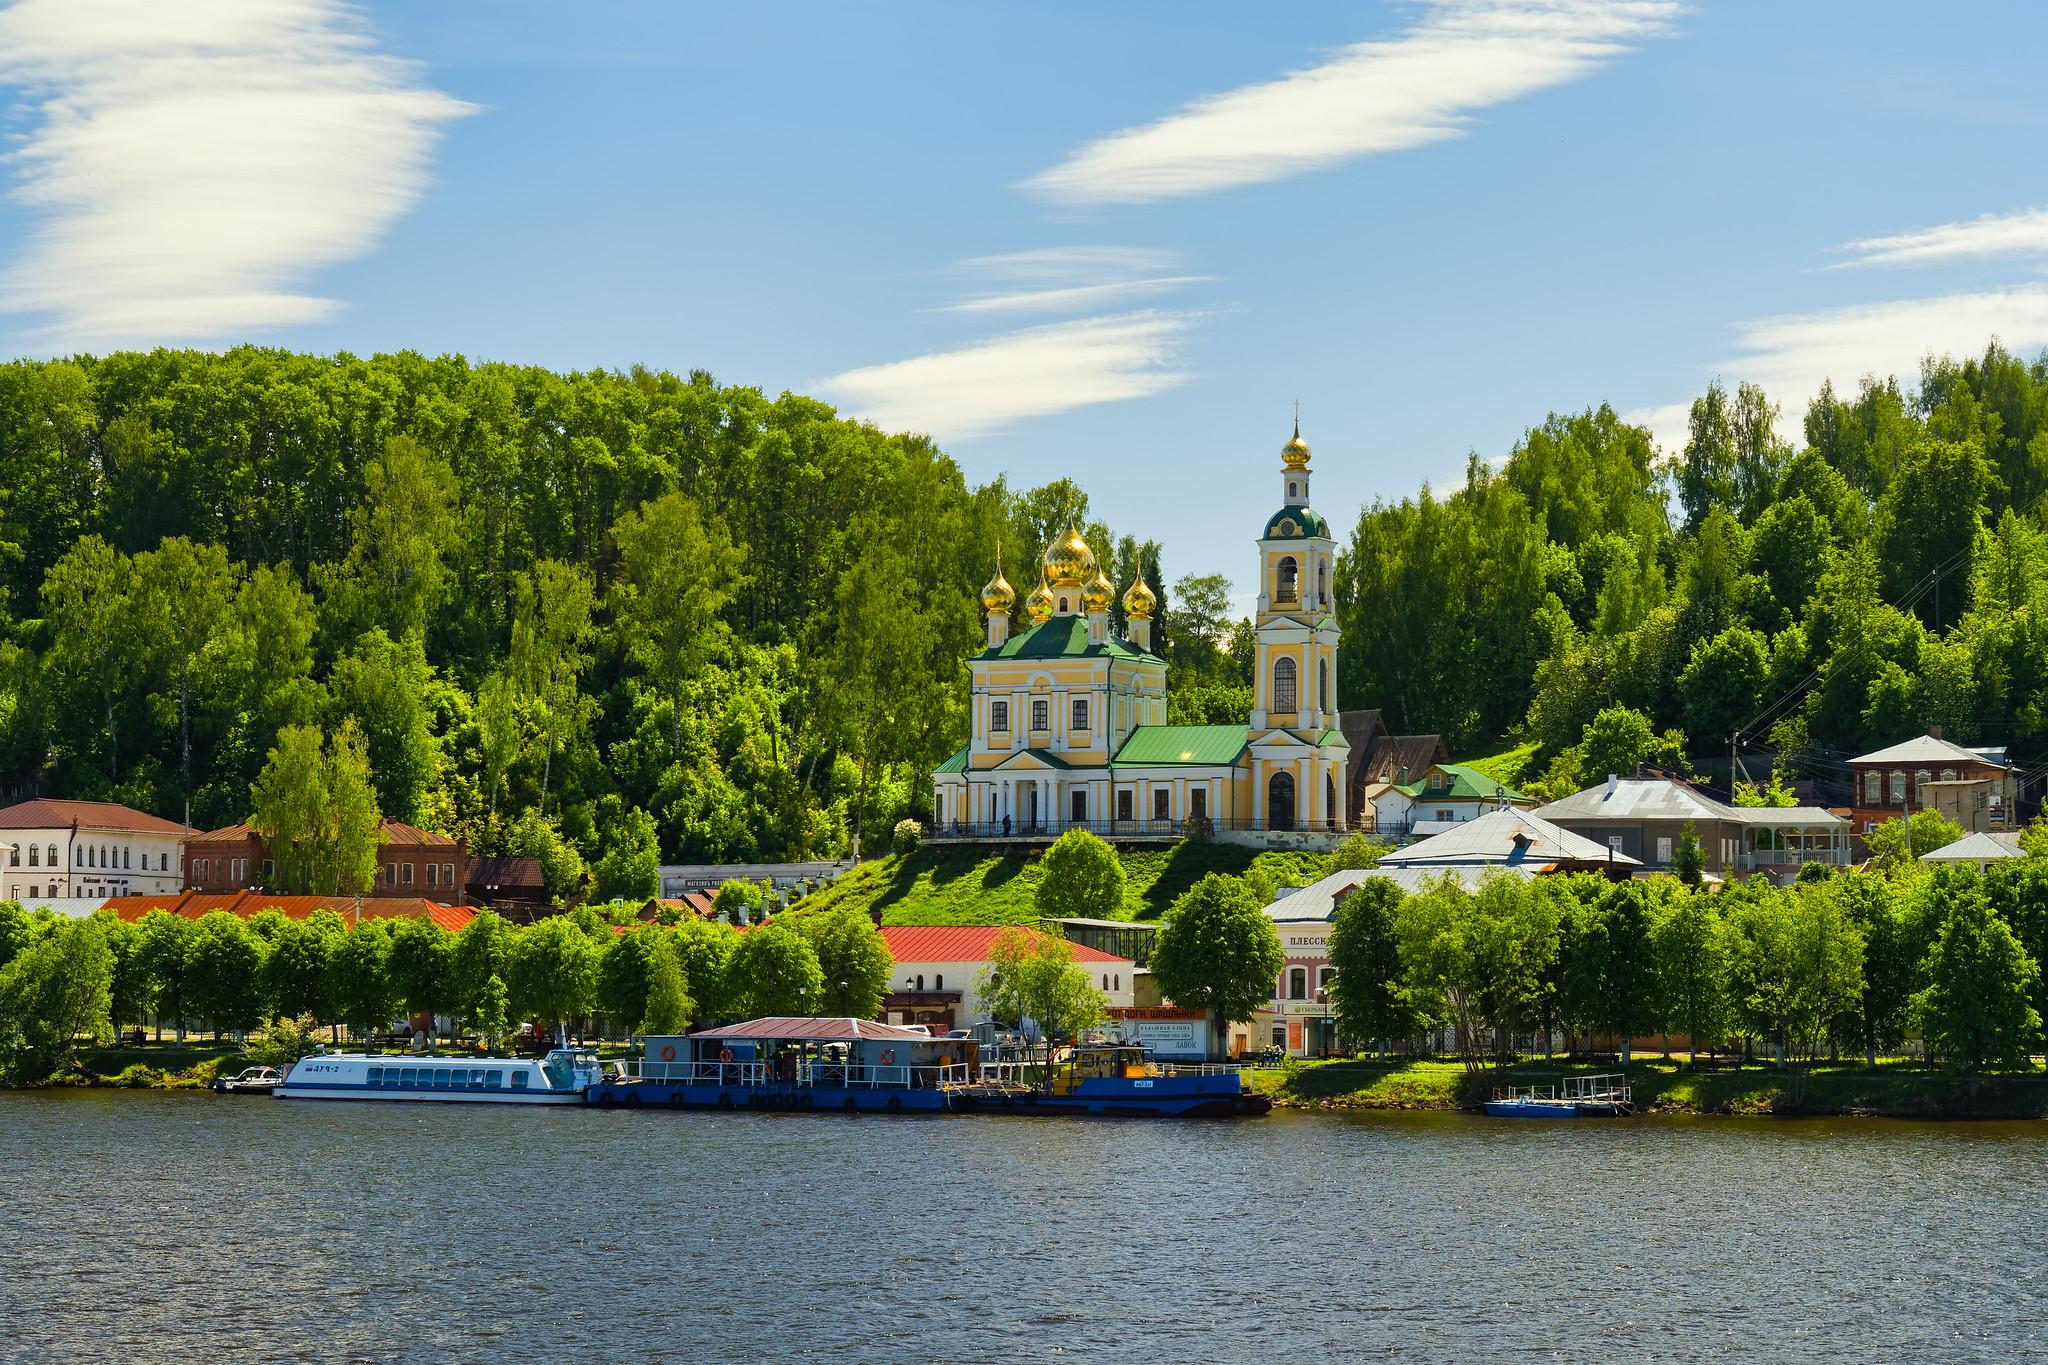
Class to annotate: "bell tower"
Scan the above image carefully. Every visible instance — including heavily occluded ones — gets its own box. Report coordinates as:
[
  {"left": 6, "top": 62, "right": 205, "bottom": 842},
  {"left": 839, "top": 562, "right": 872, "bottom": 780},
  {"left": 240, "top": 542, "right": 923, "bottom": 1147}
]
[{"left": 1251, "top": 419, "right": 1338, "bottom": 731}]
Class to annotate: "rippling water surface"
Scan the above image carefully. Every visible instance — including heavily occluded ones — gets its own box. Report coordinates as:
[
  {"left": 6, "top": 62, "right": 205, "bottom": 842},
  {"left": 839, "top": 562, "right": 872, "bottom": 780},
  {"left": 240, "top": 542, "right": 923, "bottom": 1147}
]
[{"left": 2, "top": 1091, "right": 2044, "bottom": 1363}]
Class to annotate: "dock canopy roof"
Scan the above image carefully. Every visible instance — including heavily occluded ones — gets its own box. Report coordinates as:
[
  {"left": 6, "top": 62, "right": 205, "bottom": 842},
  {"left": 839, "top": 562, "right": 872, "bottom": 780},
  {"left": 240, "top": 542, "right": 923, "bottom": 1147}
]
[{"left": 691, "top": 1017, "right": 936, "bottom": 1042}]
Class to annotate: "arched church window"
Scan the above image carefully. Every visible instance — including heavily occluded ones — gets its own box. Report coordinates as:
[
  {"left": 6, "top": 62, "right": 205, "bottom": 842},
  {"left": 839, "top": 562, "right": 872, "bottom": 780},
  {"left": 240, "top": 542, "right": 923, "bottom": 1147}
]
[
  {"left": 1318, "top": 657, "right": 1330, "bottom": 713},
  {"left": 1276, "top": 557, "right": 1298, "bottom": 602},
  {"left": 1326, "top": 773, "right": 1337, "bottom": 830},
  {"left": 1318, "top": 563, "right": 1328, "bottom": 605},
  {"left": 1058, "top": 596, "right": 1069, "bottom": 613},
  {"left": 1288, "top": 481, "right": 1299, "bottom": 499},
  {"left": 1269, "top": 771, "right": 1296, "bottom": 832},
  {"left": 1273, "top": 657, "right": 1297, "bottom": 712}
]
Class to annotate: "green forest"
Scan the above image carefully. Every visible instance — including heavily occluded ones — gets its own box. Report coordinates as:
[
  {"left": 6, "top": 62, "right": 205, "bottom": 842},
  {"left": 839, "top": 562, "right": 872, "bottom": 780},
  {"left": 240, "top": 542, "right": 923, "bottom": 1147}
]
[
  {"left": 0, "top": 341, "right": 2044, "bottom": 892},
  {"left": 1342, "top": 343, "right": 2048, "bottom": 797}
]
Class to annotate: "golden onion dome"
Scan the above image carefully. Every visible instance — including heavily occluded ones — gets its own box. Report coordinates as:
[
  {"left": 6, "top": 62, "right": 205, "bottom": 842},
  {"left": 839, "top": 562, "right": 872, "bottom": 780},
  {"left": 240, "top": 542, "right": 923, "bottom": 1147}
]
[
  {"left": 1122, "top": 576, "right": 1157, "bottom": 619},
  {"left": 1024, "top": 577, "right": 1055, "bottom": 625},
  {"left": 1080, "top": 568, "right": 1115, "bottom": 613},
  {"left": 980, "top": 546, "right": 1015, "bottom": 614},
  {"left": 1280, "top": 421, "right": 1311, "bottom": 470},
  {"left": 1041, "top": 525, "right": 1095, "bottom": 590}
]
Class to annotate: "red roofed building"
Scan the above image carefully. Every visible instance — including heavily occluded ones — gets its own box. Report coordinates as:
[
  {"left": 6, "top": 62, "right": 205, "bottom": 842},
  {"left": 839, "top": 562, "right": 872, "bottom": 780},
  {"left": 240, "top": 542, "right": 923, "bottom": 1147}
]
[
  {"left": 878, "top": 925, "right": 1136, "bottom": 1033},
  {"left": 104, "top": 890, "right": 472, "bottom": 934},
  {"left": 185, "top": 819, "right": 468, "bottom": 904},
  {"left": 0, "top": 798, "right": 195, "bottom": 901}
]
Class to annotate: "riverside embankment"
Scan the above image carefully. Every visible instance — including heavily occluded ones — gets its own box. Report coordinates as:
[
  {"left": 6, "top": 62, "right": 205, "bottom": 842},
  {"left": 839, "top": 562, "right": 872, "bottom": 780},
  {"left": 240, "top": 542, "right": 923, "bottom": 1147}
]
[
  {"left": 45, "top": 1044, "right": 2048, "bottom": 1119},
  {"left": 1255, "top": 1056, "right": 2048, "bottom": 1118}
]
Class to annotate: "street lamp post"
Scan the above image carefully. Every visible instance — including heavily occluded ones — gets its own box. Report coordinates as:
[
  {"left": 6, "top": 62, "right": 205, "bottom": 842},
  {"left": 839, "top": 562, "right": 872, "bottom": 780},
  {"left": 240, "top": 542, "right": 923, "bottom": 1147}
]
[{"left": 1316, "top": 986, "right": 1330, "bottom": 1060}]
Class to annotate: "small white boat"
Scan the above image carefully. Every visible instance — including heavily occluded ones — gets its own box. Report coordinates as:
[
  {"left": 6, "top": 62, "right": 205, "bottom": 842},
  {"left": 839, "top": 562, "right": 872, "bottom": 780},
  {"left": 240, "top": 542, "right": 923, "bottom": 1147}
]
[{"left": 274, "top": 1048, "right": 601, "bottom": 1104}]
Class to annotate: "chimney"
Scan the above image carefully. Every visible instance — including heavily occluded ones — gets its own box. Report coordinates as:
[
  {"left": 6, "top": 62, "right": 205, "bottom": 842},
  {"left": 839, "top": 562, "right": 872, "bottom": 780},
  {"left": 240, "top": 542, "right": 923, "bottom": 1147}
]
[
  {"left": 1606, "top": 773, "right": 1618, "bottom": 799},
  {"left": 1929, "top": 723, "right": 1943, "bottom": 740}
]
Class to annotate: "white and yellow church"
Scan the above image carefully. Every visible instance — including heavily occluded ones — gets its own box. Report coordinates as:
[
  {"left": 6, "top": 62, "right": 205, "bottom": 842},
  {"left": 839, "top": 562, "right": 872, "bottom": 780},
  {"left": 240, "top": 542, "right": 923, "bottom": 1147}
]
[{"left": 932, "top": 427, "right": 1350, "bottom": 846}]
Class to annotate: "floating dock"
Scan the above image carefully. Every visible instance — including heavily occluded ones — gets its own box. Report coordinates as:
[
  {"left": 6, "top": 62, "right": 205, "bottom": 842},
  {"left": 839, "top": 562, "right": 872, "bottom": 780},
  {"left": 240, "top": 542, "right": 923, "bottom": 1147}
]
[{"left": 1483, "top": 1073, "right": 1634, "bottom": 1118}]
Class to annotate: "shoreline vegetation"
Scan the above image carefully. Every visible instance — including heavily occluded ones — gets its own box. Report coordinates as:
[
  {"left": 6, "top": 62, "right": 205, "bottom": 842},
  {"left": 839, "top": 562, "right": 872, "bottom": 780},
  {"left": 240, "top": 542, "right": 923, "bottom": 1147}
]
[
  {"left": 1254, "top": 1056, "right": 2048, "bottom": 1120},
  {"left": 31, "top": 1042, "right": 2048, "bottom": 1121}
]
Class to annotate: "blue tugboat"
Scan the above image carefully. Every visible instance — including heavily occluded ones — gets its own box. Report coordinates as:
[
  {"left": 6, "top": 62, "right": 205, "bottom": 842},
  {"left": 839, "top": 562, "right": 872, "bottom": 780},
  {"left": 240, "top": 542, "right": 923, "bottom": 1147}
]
[{"left": 982, "top": 1044, "right": 1270, "bottom": 1118}]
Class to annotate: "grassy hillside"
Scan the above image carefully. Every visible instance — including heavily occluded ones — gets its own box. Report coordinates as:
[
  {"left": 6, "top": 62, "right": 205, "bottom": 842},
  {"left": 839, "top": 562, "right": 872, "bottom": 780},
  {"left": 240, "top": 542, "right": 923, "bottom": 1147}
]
[
  {"left": 798, "top": 841, "right": 1332, "bottom": 926},
  {"left": 1456, "top": 741, "right": 1542, "bottom": 788}
]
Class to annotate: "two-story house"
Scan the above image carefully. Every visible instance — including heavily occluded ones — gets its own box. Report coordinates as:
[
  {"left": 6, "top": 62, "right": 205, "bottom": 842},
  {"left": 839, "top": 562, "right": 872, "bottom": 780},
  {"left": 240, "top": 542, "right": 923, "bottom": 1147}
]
[
  {"left": 0, "top": 799, "right": 194, "bottom": 901},
  {"left": 186, "top": 819, "right": 468, "bottom": 903},
  {"left": 1846, "top": 732, "right": 2017, "bottom": 837}
]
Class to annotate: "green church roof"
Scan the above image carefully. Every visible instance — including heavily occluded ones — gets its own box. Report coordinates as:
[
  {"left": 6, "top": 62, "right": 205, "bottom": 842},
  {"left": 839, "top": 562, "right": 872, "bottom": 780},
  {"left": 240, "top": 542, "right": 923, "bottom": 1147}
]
[
  {"left": 976, "top": 614, "right": 1160, "bottom": 662},
  {"left": 935, "top": 746, "right": 969, "bottom": 773},
  {"left": 1263, "top": 505, "right": 1329, "bottom": 539},
  {"left": 1112, "top": 725, "right": 1250, "bottom": 768}
]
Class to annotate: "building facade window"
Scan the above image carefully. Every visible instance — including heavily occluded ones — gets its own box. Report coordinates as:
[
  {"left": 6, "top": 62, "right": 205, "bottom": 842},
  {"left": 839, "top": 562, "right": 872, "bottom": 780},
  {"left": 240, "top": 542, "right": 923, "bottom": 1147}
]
[
  {"left": 1317, "top": 967, "right": 1334, "bottom": 993},
  {"left": 6, "top": 845, "right": 15, "bottom": 867},
  {"left": 935, "top": 974, "right": 944, "bottom": 990},
  {"left": 1031, "top": 699, "right": 1049, "bottom": 731},
  {"left": 401, "top": 863, "right": 415, "bottom": 885},
  {"left": 1154, "top": 789, "right": 1170, "bottom": 821},
  {"left": 1318, "top": 657, "right": 1329, "bottom": 713},
  {"left": 1072, "top": 698, "right": 1088, "bottom": 731},
  {"left": 1276, "top": 556, "right": 1298, "bottom": 602},
  {"left": 1657, "top": 837, "right": 1673, "bottom": 863},
  {"left": 443, "top": 863, "right": 455, "bottom": 887},
  {"left": 990, "top": 700, "right": 1009, "bottom": 731},
  {"left": 1890, "top": 771, "right": 1906, "bottom": 803},
  {"left": 1117, "top": 790, "right": 1133, "bottom": 821},
  {"left": 1941, "top": 768, "right": 1956, "bottom": 782},
  {"left": 26, "top": 844, "right": 37, "bottom": 867},
  {"left": 1608, "top": 835, "right": 1625, "bottom": 853},
  {"left": 1191, "top": 789, "right": 1207, "bottom": 819},
  {"left": 1864, "top": 771, "right": 1880, "bottom": 802},
  {"left": 1915, "top": 770, "right": 1932, "bottom": 800},
  {"left": 1287, "top": 967, "right": 1308, "bottom": 1000},
  {"left": 1273, "top": 656, "right": 1297, "bottom": 712},
  {"left": 427, "top": 863, "right": 439, "bottom": 887}
]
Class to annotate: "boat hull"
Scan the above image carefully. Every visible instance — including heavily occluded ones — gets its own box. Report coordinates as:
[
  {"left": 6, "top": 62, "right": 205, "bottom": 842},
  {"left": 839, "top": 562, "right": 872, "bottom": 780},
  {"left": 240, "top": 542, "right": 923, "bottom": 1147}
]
[
  {"left": 1483, "top": 1099, "right": 1580, "bottom": 1119},
  {"left": 274, "top": 1083, "right": 587, "bottom": 1105},
  {"left": 585, "top": 1081, "right": 957, "bottom": 1113}
]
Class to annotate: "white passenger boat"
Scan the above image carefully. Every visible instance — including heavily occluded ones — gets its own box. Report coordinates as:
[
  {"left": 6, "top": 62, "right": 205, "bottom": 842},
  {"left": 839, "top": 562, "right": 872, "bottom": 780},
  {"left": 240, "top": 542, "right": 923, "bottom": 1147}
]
[{"left": 274, "top": 1048, "right": 602, "bottom": 1104}]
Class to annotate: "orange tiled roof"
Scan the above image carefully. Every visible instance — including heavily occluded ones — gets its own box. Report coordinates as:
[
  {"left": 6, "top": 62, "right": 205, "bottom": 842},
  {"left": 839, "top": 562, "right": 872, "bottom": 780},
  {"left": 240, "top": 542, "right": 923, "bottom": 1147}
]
[
  {"left": 0, "top": 798, "right": 196, "bottom": 836},
  {"left": 103, "top": 891, "right": 471, "bottom": 933}
]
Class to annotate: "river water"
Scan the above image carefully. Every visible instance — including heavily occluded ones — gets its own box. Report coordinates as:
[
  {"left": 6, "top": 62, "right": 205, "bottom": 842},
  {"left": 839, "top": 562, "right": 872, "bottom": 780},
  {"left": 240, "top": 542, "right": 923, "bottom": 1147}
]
[{"left": 2, "top": 1092, "right": 2042, "bottom": 1363}]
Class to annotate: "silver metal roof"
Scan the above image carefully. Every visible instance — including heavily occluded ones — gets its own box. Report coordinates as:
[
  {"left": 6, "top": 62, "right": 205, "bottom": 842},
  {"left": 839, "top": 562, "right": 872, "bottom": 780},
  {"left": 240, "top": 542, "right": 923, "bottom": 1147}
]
[
  {"left": 1919, "top": 832, "right": 2024, "bottom": 862},
  {"left": 1850, "top": 734, "right": 2003, "bottom": 769},
  {"left": 1535, "top": 778, "right": 1740, "bottom": 824},
  {"left": 1379, "top": 806, "right": 1636, "bottom": 868},
  {"left": 1733, "top": 806, "right": 1848, "bottom": 828}
]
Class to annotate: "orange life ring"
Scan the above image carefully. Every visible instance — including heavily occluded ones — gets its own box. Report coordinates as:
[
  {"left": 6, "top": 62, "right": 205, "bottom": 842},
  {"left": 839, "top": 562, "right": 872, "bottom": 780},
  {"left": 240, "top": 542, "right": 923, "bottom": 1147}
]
[
  {"left": 879, "top": 1048, "right": 896, "bottom": 1066},
  {"left": 659, "top": 1044, "right": 676, "bottom": 1062},
  {"left": 719, "top": 1046, "right": 735, "bottom": 1063}
]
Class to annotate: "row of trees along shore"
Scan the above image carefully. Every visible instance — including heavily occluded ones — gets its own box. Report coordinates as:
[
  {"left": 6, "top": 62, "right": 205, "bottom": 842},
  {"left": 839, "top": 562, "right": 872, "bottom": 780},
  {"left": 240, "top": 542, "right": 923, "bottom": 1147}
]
[
  {"left": 8, "top": 343, "right": 2048, "bottom": 896},
  {"left": 1312, "top": 858, "right": 2047, "bottom": 1083},
  {"left": 0, "top": 899, "right": 905, "bottom": 1083}
]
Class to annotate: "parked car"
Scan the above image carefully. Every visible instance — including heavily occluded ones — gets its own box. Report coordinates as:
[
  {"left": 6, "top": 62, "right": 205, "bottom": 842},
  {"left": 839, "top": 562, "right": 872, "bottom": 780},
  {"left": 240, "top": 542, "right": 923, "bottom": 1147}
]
[{"left": 211, "top": 1066, "right": 284, "bottom": 1095}]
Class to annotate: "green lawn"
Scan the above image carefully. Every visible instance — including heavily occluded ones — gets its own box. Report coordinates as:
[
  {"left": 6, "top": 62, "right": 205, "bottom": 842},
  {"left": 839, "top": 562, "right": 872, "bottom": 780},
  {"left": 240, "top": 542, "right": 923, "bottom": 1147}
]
[
  {"left": 797, "top": 841, "right": 1332, "bottom": 925},
  {"left": 1254, "top": 1055, "right": 2048, "bottom": 1119}
]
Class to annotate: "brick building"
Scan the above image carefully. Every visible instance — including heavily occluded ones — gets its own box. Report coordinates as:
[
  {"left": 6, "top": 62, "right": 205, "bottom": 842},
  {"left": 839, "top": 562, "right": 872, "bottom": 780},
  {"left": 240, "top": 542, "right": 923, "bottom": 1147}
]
[{"left": 185, "top": 819, "right": 468, "bottom": 904}]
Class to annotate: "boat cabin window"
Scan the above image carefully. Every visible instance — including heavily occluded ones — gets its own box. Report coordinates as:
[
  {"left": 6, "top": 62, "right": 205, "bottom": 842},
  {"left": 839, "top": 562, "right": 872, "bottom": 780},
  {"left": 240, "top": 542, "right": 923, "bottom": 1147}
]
[
  {"left": 511, "top": 1072, "right": 528, "bottom": 1090},
  {"left": 368, "top": 1067, "right": 383, "bottom": 1086}
]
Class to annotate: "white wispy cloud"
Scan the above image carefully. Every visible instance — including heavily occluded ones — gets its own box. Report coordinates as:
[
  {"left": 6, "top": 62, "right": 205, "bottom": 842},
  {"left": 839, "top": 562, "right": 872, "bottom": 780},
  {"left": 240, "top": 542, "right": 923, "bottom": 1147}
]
[
  {"left": 938, "top": 245, "right": 1208, "bottom": 316},
  {"left": 1626, "top": 286, "right": 2048, "bottom": 452},
  {"left": 1023, "top": 0, "right": 1677, "bottom": 204},
  {"left": 0, "top": 0, "right": 472, "bottom": 349},
  {"left": 1835, "top": 207, "right": 2048, "bottom": 269},
  {"left": 815, "top": 311, "right": 1195, "bottom": 440}
]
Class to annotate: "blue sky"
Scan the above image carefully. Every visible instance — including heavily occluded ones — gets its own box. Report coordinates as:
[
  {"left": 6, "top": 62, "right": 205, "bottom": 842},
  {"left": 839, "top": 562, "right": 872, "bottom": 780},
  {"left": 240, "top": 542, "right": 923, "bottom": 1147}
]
[{"left": 3, "top": 2, "right": 2047, "bottom": 595}]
